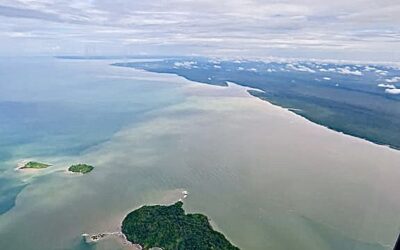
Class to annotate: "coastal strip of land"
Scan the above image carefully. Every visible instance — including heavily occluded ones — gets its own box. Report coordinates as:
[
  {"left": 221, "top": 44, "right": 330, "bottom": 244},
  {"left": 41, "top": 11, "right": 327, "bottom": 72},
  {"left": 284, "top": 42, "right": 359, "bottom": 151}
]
[{"left": 112, "top": 59, "right": 400, "bottom": 150}]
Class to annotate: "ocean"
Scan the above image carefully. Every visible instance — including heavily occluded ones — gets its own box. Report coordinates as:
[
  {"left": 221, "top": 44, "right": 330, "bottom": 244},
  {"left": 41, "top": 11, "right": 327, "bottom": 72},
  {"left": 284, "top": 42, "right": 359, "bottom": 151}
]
[{"left": 0, "top": 57, "right": 399, "bottom": 250}]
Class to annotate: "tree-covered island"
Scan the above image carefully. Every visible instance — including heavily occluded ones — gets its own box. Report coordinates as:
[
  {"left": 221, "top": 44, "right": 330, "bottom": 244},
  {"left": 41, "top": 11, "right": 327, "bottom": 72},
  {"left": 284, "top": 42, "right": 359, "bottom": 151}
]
[
  {"left": 20, "top": 161, "right": 51, "bottom": 169},
  {"left": 68, "top": 164, "right": 94, "bottom": 174},
  {"left": 121, "top": 201, "right": 239, "bottom": 250}
]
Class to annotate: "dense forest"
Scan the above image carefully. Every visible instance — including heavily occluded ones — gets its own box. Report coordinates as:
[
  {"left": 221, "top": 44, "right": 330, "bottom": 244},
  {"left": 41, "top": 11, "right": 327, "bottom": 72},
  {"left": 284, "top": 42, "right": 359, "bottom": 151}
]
[{"left": 122, "top": 201, "right": 239, "bottom": 250}]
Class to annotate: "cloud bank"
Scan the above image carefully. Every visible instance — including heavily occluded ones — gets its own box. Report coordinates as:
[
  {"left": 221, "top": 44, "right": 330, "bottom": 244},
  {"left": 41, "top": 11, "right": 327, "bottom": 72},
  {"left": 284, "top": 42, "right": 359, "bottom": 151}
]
[{"left": 0, "top": 0, "right": 399, "bottom": 62}]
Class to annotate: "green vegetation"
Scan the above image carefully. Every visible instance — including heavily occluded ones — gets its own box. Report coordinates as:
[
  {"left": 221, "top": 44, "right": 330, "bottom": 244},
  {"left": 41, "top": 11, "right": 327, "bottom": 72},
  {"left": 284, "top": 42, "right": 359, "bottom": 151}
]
[
  {"left": 122, "top": 201, "right": 239, "bottom": 250},
  {"left": 114, "top": 59, "right": 400, "bottom": 150},
  {"left": 21, "top": 161, "right": 51, "bottom": 169},
  {"left": 68, "top": 164, "right": 94, "bottom": 174}
]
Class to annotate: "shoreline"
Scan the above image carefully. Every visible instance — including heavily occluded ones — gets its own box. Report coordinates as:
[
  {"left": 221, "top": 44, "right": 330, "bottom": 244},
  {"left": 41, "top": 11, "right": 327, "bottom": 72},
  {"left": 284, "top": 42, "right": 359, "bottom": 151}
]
[
  {"left": 82, "top": 189, "right": 189, "bottom": 250},
  {"left": 120, "top": 66, "right": 400, "bottom": 153},
  {"left": 82, "top": 231, "right": 142, "bottom": 250},
  {"left": 244, "top": 87, "right": 400, "bottom": 153},
  {"left": 1, "top": 59, "right": 398, "bottom": 248},
  {"left": 15, "top": 160, "right": 50, "bottom": 172}
]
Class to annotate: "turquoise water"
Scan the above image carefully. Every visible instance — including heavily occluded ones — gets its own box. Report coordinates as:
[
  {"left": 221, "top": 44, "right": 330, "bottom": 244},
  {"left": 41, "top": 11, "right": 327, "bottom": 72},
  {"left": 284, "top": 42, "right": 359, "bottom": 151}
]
[
  {"left": 0, "top": 57, "right": 182, "bottom": 163},
  {"left": 0, "top": 57, "right": 399, "bottom": 250},
  {"left": 0, "top": 57, "right": 184, "bottom": 216}
]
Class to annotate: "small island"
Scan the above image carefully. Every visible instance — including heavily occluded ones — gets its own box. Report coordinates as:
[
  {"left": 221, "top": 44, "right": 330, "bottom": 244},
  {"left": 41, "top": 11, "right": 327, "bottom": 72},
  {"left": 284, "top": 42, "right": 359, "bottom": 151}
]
[
  {"left": 122, "top": 201, "right": 239, "bottom": 250},
  {"left": 68, "top": 164, "right": 94, "bottom": 174},
  {"left": 20, "top": 161, "right": 51, "bottom": 169}
]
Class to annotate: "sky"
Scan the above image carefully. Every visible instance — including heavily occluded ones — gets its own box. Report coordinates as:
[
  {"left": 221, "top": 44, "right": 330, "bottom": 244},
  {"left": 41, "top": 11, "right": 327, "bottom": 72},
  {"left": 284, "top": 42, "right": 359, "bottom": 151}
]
[{"left": 0, "top": 0, "right": 399, "bottom": 62}]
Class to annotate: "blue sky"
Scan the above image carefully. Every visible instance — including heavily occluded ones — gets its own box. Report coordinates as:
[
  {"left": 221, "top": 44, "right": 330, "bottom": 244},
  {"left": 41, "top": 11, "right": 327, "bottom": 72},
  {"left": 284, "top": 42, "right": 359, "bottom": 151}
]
[{"left": 0, "top": 0, "right": 399, "bottom": 62}]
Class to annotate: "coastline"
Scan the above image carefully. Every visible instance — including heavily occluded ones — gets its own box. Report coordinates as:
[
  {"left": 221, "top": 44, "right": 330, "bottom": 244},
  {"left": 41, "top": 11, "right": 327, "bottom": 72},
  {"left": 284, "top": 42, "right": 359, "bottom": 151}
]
[
  {"left": 82, "top": 231, "right": 142, "bottom": 250},
  {"left": 82, "top": 189, "right": 189, "bottom": 250},
  {"left": 15, "top": 160, "right": 32, "bottom": 171},
  {"left": 15, "top": 160, "right": 49, "bottom": 172},
  {"left": 2, "top": 58, "right": 399, "bottom": 250},
  {"left": 242, "top": 87, "right": 400, "bottom": 153},
  {"left": 123, "top": 66, "right": 400, "bottom": 153}
]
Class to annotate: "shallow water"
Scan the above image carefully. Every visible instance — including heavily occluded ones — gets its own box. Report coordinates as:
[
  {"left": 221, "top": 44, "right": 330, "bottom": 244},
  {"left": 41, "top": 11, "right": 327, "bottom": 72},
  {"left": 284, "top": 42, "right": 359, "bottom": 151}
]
[{"left": 0, "top": 58, "right": 399, "bottom": 250}]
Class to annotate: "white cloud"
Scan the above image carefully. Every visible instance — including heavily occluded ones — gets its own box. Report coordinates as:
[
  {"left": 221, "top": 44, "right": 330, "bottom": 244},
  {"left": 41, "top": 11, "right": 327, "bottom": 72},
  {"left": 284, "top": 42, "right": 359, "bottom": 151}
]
[
  {"left": 385, "top": 76, "right": 400, "bottom": 83},
  {"left": 385, "top": 88, "right": 400, "bottom": 94},
  {"left": 173, "top": 61, "right": 197, "bottom": 69},
  {"left": 0, "top": 0, "right": 399, "bottom": 61},
  {"left": 247, "top": 68, "right": 258, "bottom": 72},
  {"left": 337, "top": 67, "right": 363, "bottom": 76},
  {"left": 363, "top": 66, "right": 373, "bottom": 71},
  {"left": 378, "top": 83, "right": 396, "bottom": 89},
  {"left": 375, "top": 69, "right": 388, "bottom": 76},
  {"left": 286, "top": 63, "right": 316, "bottom": 73}
]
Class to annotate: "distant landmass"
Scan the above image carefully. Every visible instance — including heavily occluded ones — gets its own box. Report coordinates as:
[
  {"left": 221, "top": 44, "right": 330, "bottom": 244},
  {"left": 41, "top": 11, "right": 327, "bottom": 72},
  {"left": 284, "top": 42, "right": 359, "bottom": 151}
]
[
  {"left": 56, "top": 55, "right": 175, "bottom": 60},
  {"left": 113, "top": 58, "right": 400, "bottom": 150},
  {"left": 122, "top": 201, "right": 239, "bottom": 250}
]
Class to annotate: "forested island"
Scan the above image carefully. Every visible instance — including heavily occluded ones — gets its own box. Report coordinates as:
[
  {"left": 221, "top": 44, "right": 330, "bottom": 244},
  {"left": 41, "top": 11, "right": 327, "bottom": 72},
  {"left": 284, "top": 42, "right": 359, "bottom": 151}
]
[
  {"left": 20, "top": 161, "right": 51, "bottom": 169},
  {"left": 68, "top": 164, "right": 94, "bottom": 174},
  {"left": 121, "top": 201, "right": 239, "bottom": 250}
]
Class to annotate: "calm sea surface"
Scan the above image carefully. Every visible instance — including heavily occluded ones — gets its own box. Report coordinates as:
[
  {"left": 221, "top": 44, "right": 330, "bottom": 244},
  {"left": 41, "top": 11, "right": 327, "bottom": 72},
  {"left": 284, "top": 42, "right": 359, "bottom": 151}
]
[{"left": 0, "top": 57, "right": 399, "bottom": 250}]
